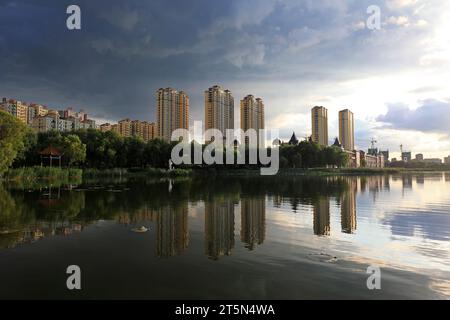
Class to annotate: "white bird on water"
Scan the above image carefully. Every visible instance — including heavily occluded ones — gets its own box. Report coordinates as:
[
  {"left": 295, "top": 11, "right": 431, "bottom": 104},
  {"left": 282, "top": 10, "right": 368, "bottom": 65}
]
[{"left": 131, "top": 226, "right": 149, "bottom": 233}]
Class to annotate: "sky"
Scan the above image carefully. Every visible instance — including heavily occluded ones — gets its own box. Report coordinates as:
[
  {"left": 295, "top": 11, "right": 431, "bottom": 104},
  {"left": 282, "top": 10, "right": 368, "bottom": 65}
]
[{"left": 1, "top": 0, "right": 450, "bottom": 159}]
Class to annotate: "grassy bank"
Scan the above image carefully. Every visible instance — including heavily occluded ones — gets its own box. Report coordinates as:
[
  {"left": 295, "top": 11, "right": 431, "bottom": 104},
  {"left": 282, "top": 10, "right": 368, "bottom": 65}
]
[
  {"left": 3, "top": 166, "right": 83, "bottom": 189},
  {"left": 5, "top": 166, "right": 82, "bottom": 181},
  {"left": 3, "top": 166, "right": 446, "bottom": 183},
  {"left": 2, "top": 167, "right": 191, "bottom": 188},
  {"left": 82, "top": 167, "right": 192, "bottom": 179},
  {"left": 192, "top": 167, "right": 449, "bottom": 177}
]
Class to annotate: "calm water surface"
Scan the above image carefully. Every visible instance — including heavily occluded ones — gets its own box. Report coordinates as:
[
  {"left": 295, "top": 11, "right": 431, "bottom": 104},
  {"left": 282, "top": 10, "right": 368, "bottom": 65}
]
[{"left": 0, "top": 173, "right": 449, "bottom": 299}]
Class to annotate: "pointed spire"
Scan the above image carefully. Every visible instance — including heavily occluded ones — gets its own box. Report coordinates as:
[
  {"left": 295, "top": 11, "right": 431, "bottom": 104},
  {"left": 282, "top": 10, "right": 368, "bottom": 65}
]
[
  {"left": 333, "top": 137, "right": 342, "bottom": 147},
  {"left": 289, "top": 132, "right": 299, "bottom": 145}
]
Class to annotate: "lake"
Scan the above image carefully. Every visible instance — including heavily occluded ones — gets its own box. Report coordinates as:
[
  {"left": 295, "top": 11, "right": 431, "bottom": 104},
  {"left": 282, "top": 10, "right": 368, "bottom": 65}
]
[{"left": 0, "top": 173, "right": 449, "bottom": 299}]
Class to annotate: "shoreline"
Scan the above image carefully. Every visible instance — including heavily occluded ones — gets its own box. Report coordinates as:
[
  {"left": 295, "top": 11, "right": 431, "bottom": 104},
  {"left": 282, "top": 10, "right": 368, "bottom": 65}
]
[
  {"left": 191, "top": 167, "right": 450, "bottom": 177},
  {"left": 3, "top": 166, "right": 450, "bottom": 182}
]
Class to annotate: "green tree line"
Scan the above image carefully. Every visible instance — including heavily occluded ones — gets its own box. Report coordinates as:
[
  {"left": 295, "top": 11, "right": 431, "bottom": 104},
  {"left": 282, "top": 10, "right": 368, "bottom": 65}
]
[{"left": 1, "top": 110, "right": 348, "bottom": 175}]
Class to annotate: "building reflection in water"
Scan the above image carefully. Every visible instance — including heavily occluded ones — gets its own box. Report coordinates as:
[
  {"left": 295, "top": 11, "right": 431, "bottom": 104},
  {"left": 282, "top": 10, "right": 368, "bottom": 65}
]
[
  {"left": 416, "top": 174, "right": 425, "bottom": 185},
  {"left": 117, "top": 204, "right": 189, "bottom": 258},
  {"left": 204, "top": 199, "right": 235, "bottom": 260},
  {"left": 341, "top": 178, "right": 357, "bottom": 234},
  {"left": 240, "top": 197, "right": 266, "bottom": 250},
  {"left": 402, "top": 174, "right": 413, "bottom": 190},
  {"left": 2, "top": 174, "right": 420, "bottom": 254},
  {"left": 155, "top": 205, "right": 189, "bottom": 258},
  {"left": 446, "top": 173, "right": 450, "bottom": 182},
  {"left": 313, "top": 196, "right": 330, "bottom": 236}
]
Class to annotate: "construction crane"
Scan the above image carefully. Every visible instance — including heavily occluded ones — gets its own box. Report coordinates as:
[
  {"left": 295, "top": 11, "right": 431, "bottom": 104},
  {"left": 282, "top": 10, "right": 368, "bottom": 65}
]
[{"left": 370, "top": 138, "right": 378, "bottom": 150}]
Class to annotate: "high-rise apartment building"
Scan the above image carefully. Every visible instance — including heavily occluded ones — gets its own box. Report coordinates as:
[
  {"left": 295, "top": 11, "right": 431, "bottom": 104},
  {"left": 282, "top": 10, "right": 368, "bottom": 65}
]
[
  {"left": 311, "top": 106, "right": 328, "bottom": 146},
  {"left": 131, "top": 120, "right": 143, "bottom": 138},
  {"left": 204, "top": 85, "right": 234, "bottom": 136},
  {"left": 339, "top": 109, "right": 355, "bottom": 151},
  {"left": 118, "top": 118, "right": 132, "bottom": 137},
  {"left": 240, "top": 95, "right": 264, "bottom": 131},
  {"left": 142, "top": 121, "right": 156, "bottom": 142},
  {"left": 240, "top": 95, "right": 264, "bottom": 146},
  {"left": 157, "top": 88, "right": 189, "bottom": 141}
]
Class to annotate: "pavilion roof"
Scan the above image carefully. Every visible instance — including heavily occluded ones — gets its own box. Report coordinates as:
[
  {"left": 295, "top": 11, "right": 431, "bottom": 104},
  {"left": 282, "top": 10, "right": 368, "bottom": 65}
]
[{"left": 39, "top": 146, "right": 62, "bottom": 156}]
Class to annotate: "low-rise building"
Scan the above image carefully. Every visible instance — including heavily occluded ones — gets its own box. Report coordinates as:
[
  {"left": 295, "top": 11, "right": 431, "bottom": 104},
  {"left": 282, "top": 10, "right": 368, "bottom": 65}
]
[
  {"left": 32, "top": 116, "right": 57, "bottom": 132},
  {"left": 29, "top": 103, "right": 48, "bottom": 117},
  {"left": 344, "top": 150, "right": 360, "bottom": 168},
  {"left": 380, "top": 150, "right": 389, "bottom": 166},
  {"left": 0, "top": 99, "right": 29, "bottom": 124},
  {"left": 401, "top": 151, "right": 412, "bottom": 162},
  {"left": 100, "top": 123, "right": 112, "bottom": 132},
  {"left": 365, "top": 152, "right": 385, "bottom": 168},
  {"left": 423, "top": 158, "right": 442, "bottom": 165},
  {"left": 4, "top": 97, "right": 150, "bottom": 138},
  {"left": 31, "top": 113, "right": 95, "bottom": 133},
  {"left": 445, "top": 156, "right": 450, "bottom": 165},
  {"left": 81, "top": 118, "right": 96, "bottom": 129},
  {"left": 344, "top": 150, "right": 384, "bottom": 168}
]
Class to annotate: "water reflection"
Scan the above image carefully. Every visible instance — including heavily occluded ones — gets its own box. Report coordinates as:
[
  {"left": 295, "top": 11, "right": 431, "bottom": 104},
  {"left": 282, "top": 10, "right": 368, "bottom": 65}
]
[
  {"left": 1, "top": 172, "right": 450, "bottom": 299},
  {"left": 1, "top": 173, "right": 450, "bottom": 261},
  {"left": 240, "top": 197, "right": 266, "bottom": 250},
  {"left": 313, "top": 197, "right": 330, "bottom": 236},
  {"left": 205, "top": 198, "right": 235, "bottom": 260},
  {"left": 156, "top": 205, "right": 189, "bottom": 258},
  {"left": 341, "top": 178, "right": 357, "bottom": 234},
  {"left": 402, "top": 174, "right": 413, "bottom": 190}
]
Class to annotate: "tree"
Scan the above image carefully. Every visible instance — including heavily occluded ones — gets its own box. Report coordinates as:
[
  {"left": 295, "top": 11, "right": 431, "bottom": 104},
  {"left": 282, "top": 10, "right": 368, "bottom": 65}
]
[
  {"left": 12, "top": 128, "right": 38, "bottom": 167},
  {"left": 0, "top": 111, "right": 28, "bottom": 175},
  {"left": 33, "top": 131, "right": 86, "bottom": 167},
  {"left": 60, "top": 134, "right": 86, "bottom": 166},
  {"left": 124, "top": 136, "right": 146, "bottom": 167},
  {"left": 144, "top": 138, "right": 173, "bottom": 168}
]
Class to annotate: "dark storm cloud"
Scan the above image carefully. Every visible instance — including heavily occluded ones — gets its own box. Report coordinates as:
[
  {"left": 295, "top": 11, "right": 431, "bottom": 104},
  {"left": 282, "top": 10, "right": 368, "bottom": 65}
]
[
  {"left": 0, "top": 0, "right": 446, "bottom": 128},
  {"left": 0, "top": 0, "right": 231, "bottom": 120}
]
